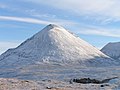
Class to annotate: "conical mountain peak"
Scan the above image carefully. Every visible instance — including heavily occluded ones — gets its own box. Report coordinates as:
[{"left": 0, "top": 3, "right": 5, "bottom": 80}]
[
  {"left": 34, "top": 24, "right": 67, "bottom": 39},
  {"left": 0, "top": 24, "right": 117, "bottom": 68}
]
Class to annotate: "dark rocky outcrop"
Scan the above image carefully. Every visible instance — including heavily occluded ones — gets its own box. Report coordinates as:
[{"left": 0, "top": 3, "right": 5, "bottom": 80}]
[{"left": 71, "top": 77, "right": 118, "bottom": 84}]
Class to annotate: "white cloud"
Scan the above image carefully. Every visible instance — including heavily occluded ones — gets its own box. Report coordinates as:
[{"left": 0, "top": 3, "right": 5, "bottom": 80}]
[
  {"left": 0, "top": 16, "right": 78, "bottom": 26},
  {"left": 0, "top": 16, "right": 52, "bottom": 25},
  {"left": 27, "top": 0, "right": 120, "bottom": 22},
  {"left": 25, "top": 9, "right": 57, "bottom": 19},
  {"left": 0, "top": 41, "right": 21, "bottom": 54},
  {"left": 74, "top": 27, "right": 120, "bottom": 38}
]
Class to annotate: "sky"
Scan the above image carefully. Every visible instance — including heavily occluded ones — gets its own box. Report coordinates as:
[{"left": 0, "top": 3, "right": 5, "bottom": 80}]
[{"left": 0, "top": 0, "right": 120, "bottom": 54}]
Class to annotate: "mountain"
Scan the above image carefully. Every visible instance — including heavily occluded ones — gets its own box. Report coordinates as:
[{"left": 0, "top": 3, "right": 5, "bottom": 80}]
[
  {"left": 0, "top": 24, "right": 117, "bottom": 68},
  {"left": 101, "top": 42, "right": 120, "bottom": 60}
]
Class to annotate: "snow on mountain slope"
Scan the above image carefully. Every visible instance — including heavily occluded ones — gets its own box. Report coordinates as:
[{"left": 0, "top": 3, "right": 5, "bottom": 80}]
[
  {"left": 0, "top": 24, "right": 117, "bottom": 68},
  {"left": 101, "top": 42, "right": 120, "bottom": 60}
]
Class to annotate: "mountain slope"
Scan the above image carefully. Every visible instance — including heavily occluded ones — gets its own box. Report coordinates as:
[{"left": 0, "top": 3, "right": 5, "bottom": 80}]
[
  {"left": 101, "top": 42, "right": 120, "bottom": 60},
  {"left": 0, "top": 24, "right": 117, "bottom": 68}
]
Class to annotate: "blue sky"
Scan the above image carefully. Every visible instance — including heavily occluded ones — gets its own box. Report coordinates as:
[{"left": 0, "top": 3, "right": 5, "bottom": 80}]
[{"left": 0, "top": 0, "right": 120, "bottom": 54}]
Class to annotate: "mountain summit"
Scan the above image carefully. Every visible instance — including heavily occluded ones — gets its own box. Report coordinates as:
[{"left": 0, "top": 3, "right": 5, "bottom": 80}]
[{"left": 0, "top": 24, "right": 117, "bottom": 68}]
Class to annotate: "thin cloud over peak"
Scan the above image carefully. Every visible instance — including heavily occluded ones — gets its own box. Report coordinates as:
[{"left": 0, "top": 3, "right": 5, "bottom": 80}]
[
  {"left": 0, "top": 15, "right": 79, "bottom": 26},
  {"left": 0, "top": 16, "right": 52, "bottom": 25}
]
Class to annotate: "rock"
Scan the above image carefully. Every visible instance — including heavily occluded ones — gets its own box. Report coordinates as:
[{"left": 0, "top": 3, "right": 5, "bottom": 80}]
[
  {"left": 101, "top": 85, "right": 104, "bottom": 87},
  {"left": 72, "top": 77, "right": 118, "bottom": 84},
  {"left": 46, "top": 86, "right": 53, "bottom": 89},
  {"left": 101, "top": 84, "right": 109, "bottom": 87},
  {"left": 73, "top": 78, "right": 101, "bottom": 84}
]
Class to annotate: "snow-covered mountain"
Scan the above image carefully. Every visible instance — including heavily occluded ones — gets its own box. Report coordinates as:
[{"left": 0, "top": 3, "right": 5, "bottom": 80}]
[
  {"left": 101, "top": 42, "right": 120, "bottom": 60},
  {"left": 0, "top": 24, "right": 117, "bottom": 68}
]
